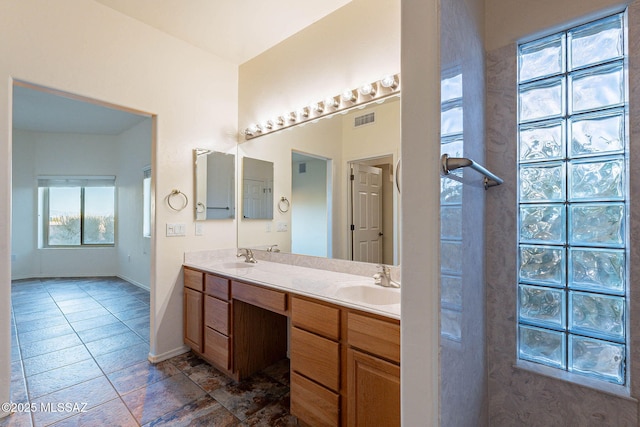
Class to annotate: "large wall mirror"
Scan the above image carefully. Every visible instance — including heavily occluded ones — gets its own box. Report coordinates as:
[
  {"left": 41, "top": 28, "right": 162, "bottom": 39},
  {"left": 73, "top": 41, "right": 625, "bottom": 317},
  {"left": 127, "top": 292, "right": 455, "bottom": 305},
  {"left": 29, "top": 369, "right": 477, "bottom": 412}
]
[
  {"left": 242, "top": 157, "right": 274, "bottom": 219},
  {"left": 237, "top": 96, "right": 400, "bottom": 265},
  {"left": 194, "top": 149, "right": 235, "bottom": 220}
]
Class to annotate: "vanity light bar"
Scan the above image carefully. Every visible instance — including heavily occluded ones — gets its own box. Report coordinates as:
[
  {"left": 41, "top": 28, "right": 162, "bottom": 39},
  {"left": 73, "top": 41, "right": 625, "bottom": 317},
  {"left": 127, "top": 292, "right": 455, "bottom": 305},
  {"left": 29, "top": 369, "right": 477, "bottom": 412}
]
[{"left": 243, "top": 73, "right": 400, "bottom": 140}]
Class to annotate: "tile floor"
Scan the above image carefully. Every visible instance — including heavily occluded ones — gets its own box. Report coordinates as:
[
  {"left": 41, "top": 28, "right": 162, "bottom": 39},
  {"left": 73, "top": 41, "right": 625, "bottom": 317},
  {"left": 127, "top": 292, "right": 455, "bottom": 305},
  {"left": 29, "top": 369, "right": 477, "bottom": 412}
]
[{"left": 1, "top": 277, "right": 297, "bottom": 427}]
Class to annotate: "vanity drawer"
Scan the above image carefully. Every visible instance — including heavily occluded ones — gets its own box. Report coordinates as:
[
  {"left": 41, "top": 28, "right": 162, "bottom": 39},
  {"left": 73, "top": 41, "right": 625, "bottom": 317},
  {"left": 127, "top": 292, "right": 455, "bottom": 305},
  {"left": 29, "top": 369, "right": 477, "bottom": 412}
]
[
  {"left": 291, "top": 297, "right": 340, "bottom": 341},
  {"left": 232, "top": 281, "right": 287, "bottom": 315},
  {"left": 347, "top": 312, "right": 400, "bottom": 364},
  {"left": 291, "top": 327, "right": 340, "bottom": 392},
  {"left": 203, "top": 327, "right": 230, "bottom": 370},
  {"left": 291, "top": 371, "right": 339, "bottom": 427},
  {"left": 205, "top": 274, "right": 230, "bottom": 300},
  {"left": 184, "top": 268, "right": 203, "bottom": 292},
  {"left": 204, "top": 295, "right": 229, "bottom": 335}
]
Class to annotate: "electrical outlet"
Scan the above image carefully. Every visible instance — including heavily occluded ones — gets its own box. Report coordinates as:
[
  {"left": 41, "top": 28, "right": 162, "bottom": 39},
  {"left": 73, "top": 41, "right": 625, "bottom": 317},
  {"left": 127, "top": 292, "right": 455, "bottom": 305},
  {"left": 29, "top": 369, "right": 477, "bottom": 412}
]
[
  {"left": 195, "top": 223, "right": 203, "bottom": 236},
  {"left": 276, "top": 222, "right": 288, "bottom": 232},
  {"left": 266, "top": 223, "right": 272, "bottom": 232}
]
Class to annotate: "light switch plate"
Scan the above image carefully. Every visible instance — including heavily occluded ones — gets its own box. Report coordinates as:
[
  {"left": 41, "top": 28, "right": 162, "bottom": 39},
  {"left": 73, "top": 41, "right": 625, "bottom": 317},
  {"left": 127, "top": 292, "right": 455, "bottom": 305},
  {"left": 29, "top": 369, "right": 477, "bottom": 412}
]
[{"left": 166, "top": 223, "right": 186, "bottom": 237}]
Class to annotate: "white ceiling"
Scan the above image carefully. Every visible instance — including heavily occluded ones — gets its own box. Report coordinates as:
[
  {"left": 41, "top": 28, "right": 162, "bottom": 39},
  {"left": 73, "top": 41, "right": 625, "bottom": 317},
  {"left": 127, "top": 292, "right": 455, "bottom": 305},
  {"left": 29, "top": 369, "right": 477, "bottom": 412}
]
[
  {"left": 13, "top": 0, "right": 352, "bottom": 134},
  {"left": 13, "top": 85, "right": 149, "bottom": 135}
]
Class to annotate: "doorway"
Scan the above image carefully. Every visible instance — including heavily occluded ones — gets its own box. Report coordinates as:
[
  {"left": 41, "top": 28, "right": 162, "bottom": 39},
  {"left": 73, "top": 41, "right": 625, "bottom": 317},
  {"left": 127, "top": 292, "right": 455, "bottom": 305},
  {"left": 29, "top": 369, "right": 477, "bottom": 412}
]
[
  {"left": 10, "top": 81, "right": 154, "bottom": 344},
  {"left": 349, "top": 155, "right": 395, "bottom": 264},
  {"left": 291, "top": 151, "right": 332, "bottom": 257}
]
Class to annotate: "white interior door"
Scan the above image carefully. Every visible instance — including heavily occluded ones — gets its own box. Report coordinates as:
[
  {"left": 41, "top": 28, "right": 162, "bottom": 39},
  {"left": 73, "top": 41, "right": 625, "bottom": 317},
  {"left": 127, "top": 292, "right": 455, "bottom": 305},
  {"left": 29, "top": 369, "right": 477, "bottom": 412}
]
[
  {"left": 243, "top": 179, "right": 265, "bottom": 218},
  {"left": 351, "top": 163, "right": 383, "bottom": 263}
]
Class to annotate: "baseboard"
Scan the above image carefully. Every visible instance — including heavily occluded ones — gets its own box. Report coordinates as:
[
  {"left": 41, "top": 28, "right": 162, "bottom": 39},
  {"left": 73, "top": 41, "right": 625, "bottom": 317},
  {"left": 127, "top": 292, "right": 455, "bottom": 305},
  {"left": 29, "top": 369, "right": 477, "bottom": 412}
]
[
  {"left": 148, "top": 345, "right": 190, "bottom": 364},
  {"left": 116, "top": 274, "right": 150, "bottom": 291}
]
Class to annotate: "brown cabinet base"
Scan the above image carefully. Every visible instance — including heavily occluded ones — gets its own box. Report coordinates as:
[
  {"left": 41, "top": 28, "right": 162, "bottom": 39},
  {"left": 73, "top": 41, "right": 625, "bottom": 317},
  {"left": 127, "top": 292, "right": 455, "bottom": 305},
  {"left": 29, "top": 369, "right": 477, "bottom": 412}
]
[
  {"left": 291, "top": 371, "right": 340, "bottom": 427},
  {"left": 347, "top": 348, "right": 400, "bottom": 427},
  {"left": 203, "top": 327, "right": 230, "bottom": 370}
]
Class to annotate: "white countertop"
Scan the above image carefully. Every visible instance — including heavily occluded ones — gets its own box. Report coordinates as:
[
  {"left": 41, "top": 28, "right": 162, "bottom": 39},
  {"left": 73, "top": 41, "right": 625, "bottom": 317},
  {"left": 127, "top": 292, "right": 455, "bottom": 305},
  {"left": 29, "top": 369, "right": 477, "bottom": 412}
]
[{"left": 183, "top": 257, "right": 400, "bottom": 320}]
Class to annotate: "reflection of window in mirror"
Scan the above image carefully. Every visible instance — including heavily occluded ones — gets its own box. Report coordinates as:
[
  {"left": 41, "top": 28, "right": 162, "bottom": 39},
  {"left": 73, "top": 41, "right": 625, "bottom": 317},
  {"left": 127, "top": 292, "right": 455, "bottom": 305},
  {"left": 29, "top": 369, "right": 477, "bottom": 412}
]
[
  {"left": 194, "top": 149, "right": 235, "bottom": 220},
  {"left": 242, "top": 157, "right": 274, "bottom": 220},
  {"left": 143, "top": 167, "right": 151, "bottom": 238}
]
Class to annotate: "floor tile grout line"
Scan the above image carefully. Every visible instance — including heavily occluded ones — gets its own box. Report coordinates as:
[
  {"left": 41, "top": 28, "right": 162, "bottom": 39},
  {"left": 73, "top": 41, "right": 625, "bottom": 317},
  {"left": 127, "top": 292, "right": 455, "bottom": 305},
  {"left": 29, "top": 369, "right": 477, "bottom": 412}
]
[
  {"left": 11, "top": 277, "right": 150, "bottom": 427},
  {"left": 10, "top": 278, "right": 292, "bottom": 426},
  {"left": 10, "top": 278, "right": 38, "bottom": 427},
  {"left": 72, "top": 279, "right": 149, "bottom": 427}
]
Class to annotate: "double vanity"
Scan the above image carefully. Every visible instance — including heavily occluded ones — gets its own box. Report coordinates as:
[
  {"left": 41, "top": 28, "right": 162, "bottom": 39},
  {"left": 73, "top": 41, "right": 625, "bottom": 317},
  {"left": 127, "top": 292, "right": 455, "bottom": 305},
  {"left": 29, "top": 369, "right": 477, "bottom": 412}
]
[{"left": 182, "top": 251, "right": 400, "bottom": 426}]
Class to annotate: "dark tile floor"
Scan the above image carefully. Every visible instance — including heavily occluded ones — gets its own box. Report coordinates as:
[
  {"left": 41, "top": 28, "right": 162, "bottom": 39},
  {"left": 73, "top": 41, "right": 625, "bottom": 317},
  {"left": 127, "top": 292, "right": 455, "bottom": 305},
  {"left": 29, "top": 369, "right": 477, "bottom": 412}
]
[{"left": 1, "top": 277, "right": 297, "bottom": 427}]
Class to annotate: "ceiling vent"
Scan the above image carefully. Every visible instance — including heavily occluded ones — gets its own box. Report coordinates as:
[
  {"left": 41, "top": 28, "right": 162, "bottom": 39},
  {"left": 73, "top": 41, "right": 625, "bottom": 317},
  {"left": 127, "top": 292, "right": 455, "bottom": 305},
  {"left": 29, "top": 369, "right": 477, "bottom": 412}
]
[{"left": 354, "top": 112, "right": 375, "bottom": 128}]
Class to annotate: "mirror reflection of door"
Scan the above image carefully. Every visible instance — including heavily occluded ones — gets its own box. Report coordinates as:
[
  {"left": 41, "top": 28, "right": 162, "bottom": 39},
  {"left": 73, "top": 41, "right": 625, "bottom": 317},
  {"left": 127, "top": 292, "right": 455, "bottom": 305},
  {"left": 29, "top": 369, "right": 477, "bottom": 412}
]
[
  {"left": 291, "top": 152, "right": 332, "bottom": 257},
  {"left": 242, "top": 157, "right": 274, "bottom": 219},
  {"left": 243, "top": 179, "right": 269, "bottom": 218},
  {"left": 350, "top": 163, "right": 383, "bottom": 263}
]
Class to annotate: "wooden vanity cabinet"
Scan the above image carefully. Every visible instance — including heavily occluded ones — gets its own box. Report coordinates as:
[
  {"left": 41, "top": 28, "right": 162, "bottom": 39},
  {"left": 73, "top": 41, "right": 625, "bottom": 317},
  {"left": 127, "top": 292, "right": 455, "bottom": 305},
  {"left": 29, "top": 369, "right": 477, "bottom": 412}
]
[
  {"left": 290, "top": 297, "right": 341, "bottom": 427},
  {"left": 184, "top": 266, "right": 401, "bottom": 426},
  {"left": 346, "top": 312, "right": 401, "bottom": 427},
  {"left": 232, "top": 280, "right": 288, "bottom": 379},
  {"left": 183, "top": 268, "right": 233, "bottom": 374},
  {"left": 203, "top": 275, "right": 231, "bottom": 371},
  {"left": 183, "top": 268, "right": 204, "bottom": 352}
]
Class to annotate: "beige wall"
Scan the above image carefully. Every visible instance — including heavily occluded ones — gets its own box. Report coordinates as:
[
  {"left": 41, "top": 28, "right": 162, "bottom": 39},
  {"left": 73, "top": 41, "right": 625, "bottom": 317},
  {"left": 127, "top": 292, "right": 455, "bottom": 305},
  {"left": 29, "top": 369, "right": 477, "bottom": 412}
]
[
  {"left": 485, "top": 0, "right": 630, "bottom": 50},
  {"left": 238, "top": 0, "right": 400, "bottom": 132},
  {"left": 0, "top": 0, "right": 239, "bottom": 410}
]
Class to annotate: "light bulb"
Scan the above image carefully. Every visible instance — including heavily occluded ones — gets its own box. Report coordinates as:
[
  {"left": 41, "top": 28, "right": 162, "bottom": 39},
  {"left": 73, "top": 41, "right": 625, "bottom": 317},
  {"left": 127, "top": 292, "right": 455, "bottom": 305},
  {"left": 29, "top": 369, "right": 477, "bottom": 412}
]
[
  {"left": 245, "top": 124, "right": 258, "bottom": 136},
  {"left": 310, "top": 102, "right": 323, "bottom": 114},
  {"left": 298, "top": 107, "right": 309, "bottom": 118},
  {"left": 324, "top": 96, "right": 338, "bottom": 109},
  {"left": 358, "top": 83, "right": 376, "bottom": 97},
  {"left": 380, "top": 74, "right": 398, "bottom": 89},
  {"left": 341, "top": 89, "right": 356, "bottom": 103}
]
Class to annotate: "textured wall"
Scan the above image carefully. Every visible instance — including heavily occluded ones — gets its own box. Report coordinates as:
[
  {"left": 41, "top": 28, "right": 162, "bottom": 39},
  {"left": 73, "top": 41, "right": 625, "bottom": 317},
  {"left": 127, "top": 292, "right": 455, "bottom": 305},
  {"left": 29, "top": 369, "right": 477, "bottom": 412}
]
[
  {"left": 485, "top": 3, "right": 640, "bottom": 425},
  {"left": 440, "top": 0, "right": 488, "bottom": 425}
]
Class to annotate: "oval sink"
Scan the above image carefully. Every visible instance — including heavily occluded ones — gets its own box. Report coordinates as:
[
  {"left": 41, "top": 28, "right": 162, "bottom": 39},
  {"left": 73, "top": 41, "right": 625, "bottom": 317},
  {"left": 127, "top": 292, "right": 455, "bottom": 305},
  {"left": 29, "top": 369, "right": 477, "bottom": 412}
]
[
  {"left": 220, "top": 262, "right": 255, "bottom": 269},
  {"left": 335, "top": 285, "right": 400, "bottom": 305}
]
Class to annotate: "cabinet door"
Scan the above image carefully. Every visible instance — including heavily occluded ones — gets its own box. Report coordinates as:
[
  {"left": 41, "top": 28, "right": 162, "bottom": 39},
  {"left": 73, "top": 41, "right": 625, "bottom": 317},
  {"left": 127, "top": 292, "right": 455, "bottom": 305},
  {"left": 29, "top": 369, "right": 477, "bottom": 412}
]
[
  {"left": 184, "top": 288, "right": 203, "bottom": 352},
  {"left": 347, "top": 348, "right": 400, "bottom": 427}
]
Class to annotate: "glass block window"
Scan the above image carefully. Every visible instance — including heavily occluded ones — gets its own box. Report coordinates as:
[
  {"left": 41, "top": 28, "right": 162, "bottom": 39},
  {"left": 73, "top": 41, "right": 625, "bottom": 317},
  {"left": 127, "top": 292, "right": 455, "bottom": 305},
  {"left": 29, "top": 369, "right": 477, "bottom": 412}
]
[
  {"left": 440, "top": 70, "right": 463, "bottom": 342},
  {"left": 517, "top": 12, "right": 628, "bottom": 385}
]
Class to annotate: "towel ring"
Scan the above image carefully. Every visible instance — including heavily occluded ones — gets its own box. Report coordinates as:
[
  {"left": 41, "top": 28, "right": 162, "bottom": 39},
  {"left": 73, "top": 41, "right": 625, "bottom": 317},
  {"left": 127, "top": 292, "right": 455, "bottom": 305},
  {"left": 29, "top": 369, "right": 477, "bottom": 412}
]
[
  {"left": 278, "top": 196, "right": 290, "bottom": 213},
  {"left": 395, "top": 158, "right": 401, "bottom": 194},
  {"left": 168, "top": 189, "right": 188, "bottom": 211}
]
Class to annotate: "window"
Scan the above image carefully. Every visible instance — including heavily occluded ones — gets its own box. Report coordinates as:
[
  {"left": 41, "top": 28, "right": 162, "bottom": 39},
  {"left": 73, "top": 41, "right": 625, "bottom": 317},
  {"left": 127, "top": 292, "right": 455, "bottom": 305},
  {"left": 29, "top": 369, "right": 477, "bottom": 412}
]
[
  {"left": 517, "top": 12, "right": 627, "bottom": 384},
  {"left": 440, "top": 70, "right": 464, "bottom": 342},
  {"left": 143, "top": 167, "right": 151, "bottom": 238},
  {"left": 39, "top": 177, "right": 116, "bottom": 247}
]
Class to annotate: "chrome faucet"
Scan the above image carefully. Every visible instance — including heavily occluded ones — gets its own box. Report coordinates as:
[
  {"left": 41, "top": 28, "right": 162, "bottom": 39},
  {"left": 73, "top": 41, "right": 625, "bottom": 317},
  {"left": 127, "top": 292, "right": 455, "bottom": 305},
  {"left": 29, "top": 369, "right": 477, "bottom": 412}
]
[
  {"left": 267, "top": 244, "right": 280, "bottom": 253},
  {"left": 373, "top": 264, "right": 400, "bottom": 288},
  {"left": 237, "top": 248, "right": 257, "bottom": 263}
]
